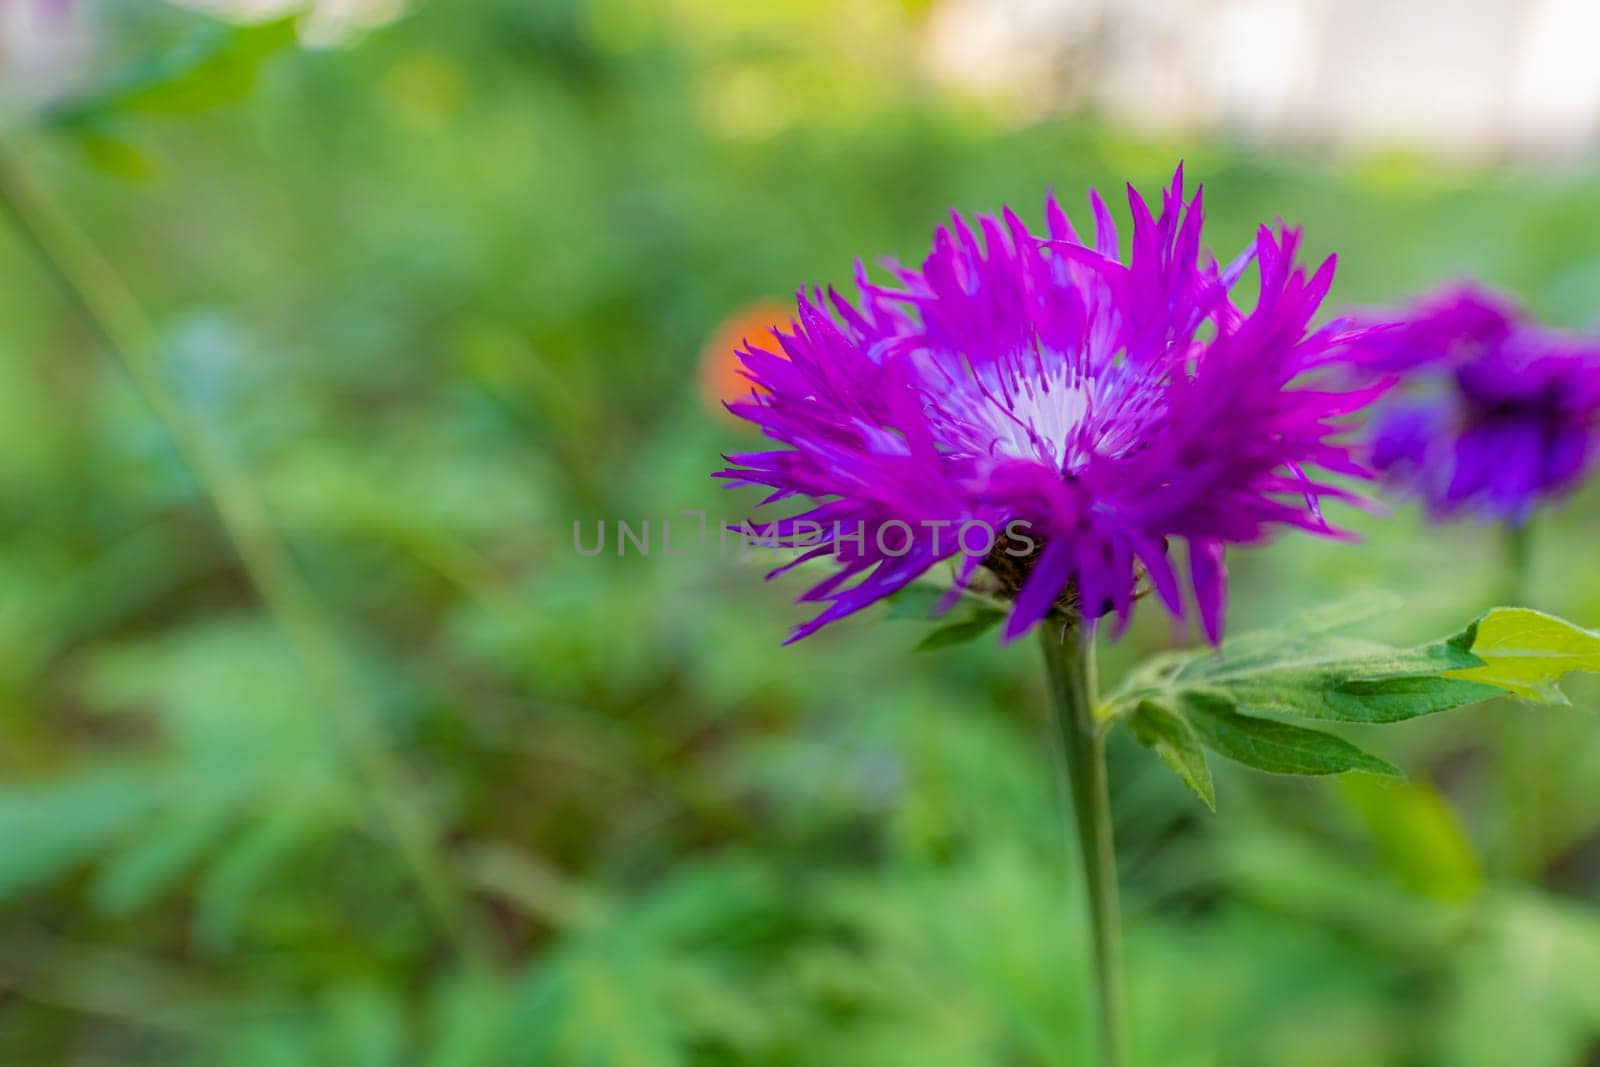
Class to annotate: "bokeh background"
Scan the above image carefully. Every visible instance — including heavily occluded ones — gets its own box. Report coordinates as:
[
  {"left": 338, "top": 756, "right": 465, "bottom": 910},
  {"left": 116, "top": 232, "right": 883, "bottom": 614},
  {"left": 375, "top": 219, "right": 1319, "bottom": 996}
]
[{"left": 4, "top": 1, "right": 1600, "bottom": 1063}]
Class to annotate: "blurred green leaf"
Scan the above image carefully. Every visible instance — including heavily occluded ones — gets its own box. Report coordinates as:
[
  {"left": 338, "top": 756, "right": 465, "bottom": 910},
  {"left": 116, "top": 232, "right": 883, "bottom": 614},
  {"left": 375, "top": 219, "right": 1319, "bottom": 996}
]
[
  {"left": 195, "top": 807, "right": 322, "bottom": 951},
  {"left": 884, "top": 584, "right": 945, "bottom": 621},
  {"left": 89, "top": 805, "right": 234, "bottom": 917},
  {"left": 423, "top": 971, "right": 512, "bottom": 1067},
  {"left": 325, "top": 983, "right": 407, "bottom": 1067},
  {"left": 1340, "top": 775, "right": 1481, "bottom": 901},
  {"left": 47, "top": 17, "right": 298, "bottom": 128},
  {"left": 1444, "top": 895, "right": 1600, "bottom": 1067},
  {"left": 914, "top": 608, "right": 1003, "bottom": 651},
  {"left": 884, "top": 581, "right": 1007, "bottom": 650},
  {"left": 0, "top": 773, "right": 156, "bottom": 901},
  {"left": 72, "top": 130, "right": 158, "bottom": 182}
]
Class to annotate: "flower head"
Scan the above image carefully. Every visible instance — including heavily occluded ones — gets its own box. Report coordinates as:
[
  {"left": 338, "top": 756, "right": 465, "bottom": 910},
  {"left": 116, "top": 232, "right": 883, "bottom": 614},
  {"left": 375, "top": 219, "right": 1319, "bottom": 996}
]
[
  {"left": 716, "top": 167, "right": 1380, "bottom": 644},
  {"left": 1351, "top": 285, "right": 1600, "bottom": 525}
]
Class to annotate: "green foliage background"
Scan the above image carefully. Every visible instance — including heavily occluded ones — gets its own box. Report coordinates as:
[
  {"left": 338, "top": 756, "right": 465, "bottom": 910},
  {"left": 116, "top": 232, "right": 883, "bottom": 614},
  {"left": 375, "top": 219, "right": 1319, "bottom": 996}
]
[{"left": 5, "top": 1, "right": 1600, "bottom": 1063}]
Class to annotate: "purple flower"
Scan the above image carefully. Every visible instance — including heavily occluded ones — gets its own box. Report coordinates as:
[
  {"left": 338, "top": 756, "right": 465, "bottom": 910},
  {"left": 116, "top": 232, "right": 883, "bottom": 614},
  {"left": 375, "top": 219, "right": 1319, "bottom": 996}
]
[
  {"left": 716, "top": 167, "right": 1381, "bottom": 645},
  {"left": 1351, "top": 285, "right": 1600, "bottom": 525}
]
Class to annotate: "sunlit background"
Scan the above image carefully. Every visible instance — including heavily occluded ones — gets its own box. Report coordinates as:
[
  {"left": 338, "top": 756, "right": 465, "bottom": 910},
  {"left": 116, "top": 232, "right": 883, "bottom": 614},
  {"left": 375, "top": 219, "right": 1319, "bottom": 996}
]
[{"left": 4, "top": 1, "right": 1600, "bottom": 1063}]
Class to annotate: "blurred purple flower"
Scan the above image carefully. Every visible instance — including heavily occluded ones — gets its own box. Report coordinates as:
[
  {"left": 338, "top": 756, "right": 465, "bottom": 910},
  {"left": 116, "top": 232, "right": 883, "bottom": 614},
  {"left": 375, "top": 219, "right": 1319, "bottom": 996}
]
[
  {"left": 715, "top": 167, "right": 1382, "bottom": 645},
  {"left": 1351, "top": 285, "right": 1600, "bottom": 525}
]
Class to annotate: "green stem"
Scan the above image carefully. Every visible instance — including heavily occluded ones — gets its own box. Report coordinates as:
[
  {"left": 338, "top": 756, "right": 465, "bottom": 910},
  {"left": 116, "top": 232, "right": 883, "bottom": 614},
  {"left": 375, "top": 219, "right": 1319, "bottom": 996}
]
[
  {"left": 0, "top": 146, "right": 493, "bottom": 969},
  {"left": 1039, "top": 622, "right": 1123, "bottom": 1067},
  {"left": 1502, "top": 519, "right": 1531, "bottom": 607},
  {"left": 1499, "top": 519, "right": 1541, "bottom": 881}
]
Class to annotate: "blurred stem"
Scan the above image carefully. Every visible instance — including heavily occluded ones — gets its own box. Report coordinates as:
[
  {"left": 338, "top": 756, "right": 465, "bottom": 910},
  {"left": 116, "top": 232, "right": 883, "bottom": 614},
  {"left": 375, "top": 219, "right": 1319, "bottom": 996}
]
[
  {"left": 1502, "top": 519, "right": 1531, "bottom": 606},
  {"left": 1039, "top": 622, "right": 1123, "bottom": 1067},
  {"left": 0, "top": 147, "right": 494, "bottom": 971},
  {"left": 1498, "top": 519, "right": 1541, "bottom": 881}
]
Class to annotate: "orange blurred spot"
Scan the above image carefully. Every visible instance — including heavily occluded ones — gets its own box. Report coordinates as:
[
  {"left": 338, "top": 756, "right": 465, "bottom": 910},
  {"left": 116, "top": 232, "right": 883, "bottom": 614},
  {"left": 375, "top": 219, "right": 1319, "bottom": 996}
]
[{"left": 699, "top": 300, "right": 792, "bottom": 420}]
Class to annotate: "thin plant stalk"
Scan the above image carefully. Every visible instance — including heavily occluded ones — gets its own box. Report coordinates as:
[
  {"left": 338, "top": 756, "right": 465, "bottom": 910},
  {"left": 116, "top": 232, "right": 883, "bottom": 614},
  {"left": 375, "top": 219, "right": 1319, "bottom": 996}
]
[
  {"left": 1499, "top": 519, "right": 1541, "bottom": 880},
  {"left": 1502, "top": 519, "right": 1531, "bottom": 606},
  {"left": 1040, "top": 621, "right": 1123, "bottom": 1067},
  {"left": 0, "top": 147, "right": 493, "bottom": 970}
]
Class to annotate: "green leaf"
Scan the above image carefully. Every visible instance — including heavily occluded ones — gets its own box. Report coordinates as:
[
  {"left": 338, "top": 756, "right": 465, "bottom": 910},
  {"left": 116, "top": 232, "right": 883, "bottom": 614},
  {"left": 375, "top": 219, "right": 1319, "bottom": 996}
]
[
  {"left": 195, "top": 807, "right": 320, "bottom": 950},
  {"left": 1175, "top": 629, "right": 1481, "bottom": 683},
  {"left": 884, "top": 584, "right": 944, "bottom": 621},
  {"left": 1109, "top": 615, "right": 1496, "bottom": 726},
  {"left": 73, "top": 131, "right": 157, "bottom": 182},
  {"left": 1339, "top": 775, "right": 1481, "bottom": 901},
  {"left": 886, "top": 581, "right": 1006, "bottom": 650},
  {"left": 1128, "top": 700, "right": 1215, "bottom": 811},
  {"left": 1219, "top": 663, "right": 1500, "bottom": 724},
  {"left": 1180, "top": 692, "right": 1401, "bottom": 777},
  {"left": 46, "top": 18, "right": 298, "bottom": 129},
  {"left": 1445, "top": 607, "right": 1600, "bottom": 703},
  {"left": 1105, "top": 601, "right": 1600, "bottom": 805},
  {"left": 914, "top": 609, "right": 1003, "bottom": 651},
  {"left": 0, "top": 772, "right": 157, "bottom": 901},
  {"left": 89, "top": 806, "right": 234, "bottom": 917}
]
